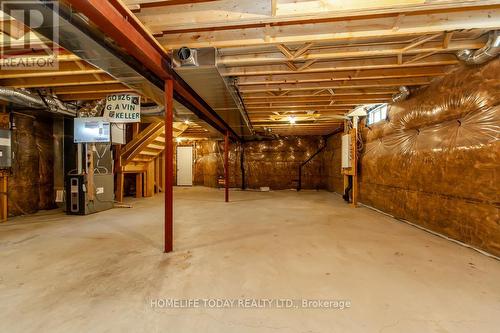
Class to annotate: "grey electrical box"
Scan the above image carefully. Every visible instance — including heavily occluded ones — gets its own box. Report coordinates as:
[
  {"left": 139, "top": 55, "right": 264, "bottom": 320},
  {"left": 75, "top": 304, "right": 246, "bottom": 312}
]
[{"left": 0, "top": 129, "right": 12, "bottom": 169}]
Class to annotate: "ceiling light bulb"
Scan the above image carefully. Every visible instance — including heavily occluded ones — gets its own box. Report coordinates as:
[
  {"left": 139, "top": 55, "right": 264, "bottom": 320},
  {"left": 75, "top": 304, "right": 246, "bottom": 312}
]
[
  {"left": 288, "top": 116, "right": 296, "bottom": 124},
  {"left": 184, "top": 120, "right": 190, "bottom": 125}
]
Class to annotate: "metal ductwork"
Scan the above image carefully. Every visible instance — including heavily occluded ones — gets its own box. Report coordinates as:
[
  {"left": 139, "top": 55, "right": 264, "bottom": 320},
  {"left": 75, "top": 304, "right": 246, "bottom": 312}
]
[
  {"left": 0, "top": 87, "right": 77, "bottom": 116},
  {"left": 456, "top": 30, "right": 500, "bottom": 65},
  {"left": 392, "top": 86, "right": 410, "bottom": 103},
  {"left": 173, "top": 47, "right": 254, "bottom": 137},
  {"left": 177, "top": 47, "right": 198, "bottom": 67}
]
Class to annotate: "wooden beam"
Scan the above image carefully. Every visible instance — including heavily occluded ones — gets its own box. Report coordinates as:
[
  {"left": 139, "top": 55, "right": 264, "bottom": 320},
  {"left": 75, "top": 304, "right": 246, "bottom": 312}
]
[
  {"left": 129, "top": 0, "right": 218, "bottom": 11},
  {"left": 243, "top": 94, "right": 392, "bottom": 102},
  {"left": 156, "top": 7, "right": 500, "bottom": 48},
  {"left": 220, "top": 54, "right": 459, "bottom": 76},
  {"left": 293, "top": 42, "right": 314, "bottom": 58},
  {"left": 52, "top": 83, "right": 131, "bottom": 94},
  {"left": 238, "top": 77, "right": 432, "bottom": 93},
  {"left": 443, "top": 31, "right": 454, "bottom": 49},
  {"left": 0, "top": 74, "right": 118, "bottom": 88},
  {"left": 276, "top": 44, "right": 294, "bottom": 59},
  {"left": 271, "top": 0, "right": 277, "bottom": 17},
  {"left": 218, "top": 40, "right": 483, "bottom": 66},
  {"left": 0, "top": 68, "right": 104, "bottom": 79},
  {"left": 235, "top": 66, "right": 449, "bottom": 85},
  {"left": 402, "top": 33, "right": 442, "bottom": 51},
  {"left": 405, "top": 51, "right": 439, "bottom": 64},
  {"left": 297, "top": 60, "right": 317, "bottom": 71},
  {"left": 58, "top": 91, "right": 135, "bottom": 101},
  {"left": 285, "top": 61, "right": 297, "bottom": 71},
  {"left": 244, "top": 88, "right": 395, "bottom": 97},
  {"left": 144, "top": 1, "right": 499, "bottom": 34}
]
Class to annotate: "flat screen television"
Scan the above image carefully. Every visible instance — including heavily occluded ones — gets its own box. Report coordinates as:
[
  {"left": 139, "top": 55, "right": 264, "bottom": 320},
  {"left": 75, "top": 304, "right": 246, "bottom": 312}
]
[{"left": 74, "top": 117, "right": 111, "bottom": 143}]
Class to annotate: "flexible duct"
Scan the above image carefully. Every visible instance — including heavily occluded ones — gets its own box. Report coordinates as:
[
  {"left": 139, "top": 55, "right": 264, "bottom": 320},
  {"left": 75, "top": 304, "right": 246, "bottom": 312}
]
[
  {"left": 78, "top": 99, "right": 106, "bottom": 117},
  {"left": 0, "top": 87, "right": 77, "bottom": 116},
  {"left": 141, "top": 105, "right": 164, "bottom": 115},
  {"left": 456, "top": 30, "right": 500, "bottom": 65},
  {"left": 392, "top": 86, "right": 410, "bottom": 103}
]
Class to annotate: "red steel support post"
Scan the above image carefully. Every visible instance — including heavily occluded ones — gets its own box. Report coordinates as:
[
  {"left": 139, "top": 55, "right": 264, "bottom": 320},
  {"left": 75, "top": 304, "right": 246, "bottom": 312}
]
[
  {"left": 224, "top": 131, "right": 229, "bottom": 202},
  {"left": 165, "top": 80, "right": 174, "bottom": 253}
]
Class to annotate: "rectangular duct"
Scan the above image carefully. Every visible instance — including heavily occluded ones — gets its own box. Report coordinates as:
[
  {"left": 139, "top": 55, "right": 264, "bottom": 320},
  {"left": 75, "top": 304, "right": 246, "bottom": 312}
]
[{"left": 173, "top": 48, "right": 253, "bottom": 138}]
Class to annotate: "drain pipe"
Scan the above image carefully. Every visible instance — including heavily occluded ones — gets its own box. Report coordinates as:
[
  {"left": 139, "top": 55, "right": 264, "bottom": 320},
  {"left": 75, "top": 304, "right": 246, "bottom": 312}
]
[{"left": 456, "top": 30, "right": 500, "bottom": 65}]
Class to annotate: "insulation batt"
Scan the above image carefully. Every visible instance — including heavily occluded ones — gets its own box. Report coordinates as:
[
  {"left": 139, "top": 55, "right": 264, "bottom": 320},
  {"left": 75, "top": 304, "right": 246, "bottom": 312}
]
[
  {"left": 179, "top": 137, "right": 326, "bottom": 190},
  {"left": 359, "top": 59, "right": 500, "bottom": 256},
  {"left": 181, "top": 60, "right": 499, "bottom": 255}
]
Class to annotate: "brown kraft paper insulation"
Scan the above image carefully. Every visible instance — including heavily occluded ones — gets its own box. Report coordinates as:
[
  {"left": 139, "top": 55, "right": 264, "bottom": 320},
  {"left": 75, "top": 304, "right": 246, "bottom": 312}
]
[
  {"left": 8, "top": 115, "right": 39, "bottom": 215},
  {"left": 8, "top": 114, "right": 56, "bottom": 216},
  {"left": 360, "top": 59, "right": 499, "bottom": 256},
  {"left": 35, "top": 118, "right": 56, "bottom": 210},
  {"left": 189, "top": 137, "right": 325, "bottom": 190}
]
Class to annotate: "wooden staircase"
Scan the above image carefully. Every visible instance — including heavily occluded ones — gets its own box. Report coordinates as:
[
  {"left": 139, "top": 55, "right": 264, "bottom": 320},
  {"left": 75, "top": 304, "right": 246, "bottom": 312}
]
[{"left": 115, "top": 121, "right": 187, "bottom": 202}]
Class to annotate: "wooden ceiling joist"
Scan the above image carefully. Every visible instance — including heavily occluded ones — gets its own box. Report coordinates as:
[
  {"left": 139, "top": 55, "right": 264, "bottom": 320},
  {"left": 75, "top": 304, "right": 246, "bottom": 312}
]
[
  {"left": 155, "top": 6, "right": 499, "bottom": 48},
  {"left": 220, "top": 54, "right": 460, "bottom": 76},
  {"left": 4, "top": 1, "right": 496, "bottom": 136},
  {"left": 235, "top": 66, "right": 451, "bottom": 86},
  {"left": 238, "top": 77, "right": 432, "bottom": 93},
  {"left": 218, "top": 39, "right": 484, "bottom": 66},
  {"left": 0, "top": 74, "right": 119, "bottom": 88}
]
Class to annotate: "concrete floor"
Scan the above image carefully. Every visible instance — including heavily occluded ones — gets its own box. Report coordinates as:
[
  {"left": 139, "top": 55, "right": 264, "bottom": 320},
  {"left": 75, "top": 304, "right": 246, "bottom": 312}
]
[{"left": 0, "top": 187, "right": 499, "bottom": 333}]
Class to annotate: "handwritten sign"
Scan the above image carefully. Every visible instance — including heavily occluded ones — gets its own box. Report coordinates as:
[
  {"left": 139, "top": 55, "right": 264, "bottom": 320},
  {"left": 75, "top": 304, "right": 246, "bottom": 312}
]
[{"left": 104, "top": 94, "right": 141, "bottom": 123}]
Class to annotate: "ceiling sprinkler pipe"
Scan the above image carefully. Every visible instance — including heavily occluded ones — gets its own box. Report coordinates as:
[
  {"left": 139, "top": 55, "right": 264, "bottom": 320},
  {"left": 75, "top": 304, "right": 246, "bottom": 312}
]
[
  {"left": 456, "top": 30, "right": 500, "bottom": 65},
  {"left": 392, "top": 86, "right": 410, "bottom": 103}
]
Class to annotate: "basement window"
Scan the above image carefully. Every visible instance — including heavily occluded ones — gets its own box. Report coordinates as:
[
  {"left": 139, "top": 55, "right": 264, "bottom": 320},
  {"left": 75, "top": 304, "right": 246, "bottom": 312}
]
[{"left": 366, "top": 104, "right": 388, "bottom": 125}]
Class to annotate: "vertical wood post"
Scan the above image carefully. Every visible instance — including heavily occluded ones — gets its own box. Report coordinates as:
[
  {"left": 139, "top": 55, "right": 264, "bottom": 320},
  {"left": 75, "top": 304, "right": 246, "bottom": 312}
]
[
  {"left": 224, "top": 131, "right": 229, "bottom": 203},
  {"left": 0, "top": 172, "right": 7, "bottom": 222},
  {"left": 114, "top": 144, "right": 124, "bottom": 202},
  {"left": 165, "top": 80, "right": 174, "bottom": 253},
  {"left": 136, "top": 174, "right": 143, "bottom": 198}
]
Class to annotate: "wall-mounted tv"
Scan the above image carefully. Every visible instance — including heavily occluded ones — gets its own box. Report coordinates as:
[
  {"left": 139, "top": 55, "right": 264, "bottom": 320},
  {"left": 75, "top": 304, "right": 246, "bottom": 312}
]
[{"left": 74, "top": 117, "right": 111, "bottom": 143}]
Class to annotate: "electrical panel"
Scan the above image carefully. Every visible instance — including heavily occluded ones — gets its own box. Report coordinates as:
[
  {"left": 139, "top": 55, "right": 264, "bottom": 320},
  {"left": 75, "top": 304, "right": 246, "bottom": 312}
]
[
  {"left": 341, "top": 134, "right": 352, "bottom": 169},
  {"left": 0, "top": 129, "right": 12, "bottom": 169}
]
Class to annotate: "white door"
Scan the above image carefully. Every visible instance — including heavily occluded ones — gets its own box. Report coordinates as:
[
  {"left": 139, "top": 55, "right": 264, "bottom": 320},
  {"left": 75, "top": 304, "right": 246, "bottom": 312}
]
[{"left": 177, "top": 146, "right": 193, "bottom": 186}]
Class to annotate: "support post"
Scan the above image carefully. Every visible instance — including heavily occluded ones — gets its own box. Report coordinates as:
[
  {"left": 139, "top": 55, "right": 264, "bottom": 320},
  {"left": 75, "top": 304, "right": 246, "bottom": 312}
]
[
  {"left": 114, "top": 144, "right": 124, "bottom": 202},
  {"left": 224, "top": 131, "right": 229, "bottom": 203},
  {"left": 0, "top": 171, "right": 8, "bottom": 222},
  {"left": 136, "top": 174, "right": 143, "bottom": 198},
  {"left": 165, "top": 79, "right": 174, "bottom": 253},
  {"left": 240, "top": 143, "right": 246, "bottom": 190}
]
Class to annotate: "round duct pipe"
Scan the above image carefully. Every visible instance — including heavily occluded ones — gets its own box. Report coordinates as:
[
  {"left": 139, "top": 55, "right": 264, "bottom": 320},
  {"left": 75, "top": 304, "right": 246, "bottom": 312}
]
[
  {"left": 456, "top": 30, "right": 500, "bottom": 65},
  {"left": 392, "top": 86, "right": 410, "bottom": 103},
  {"left": 0, "top": 87, "right": 76, "bottom": 116},
  {"left": 177, "top": 47, "right": 198, "bottom": 66}
]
